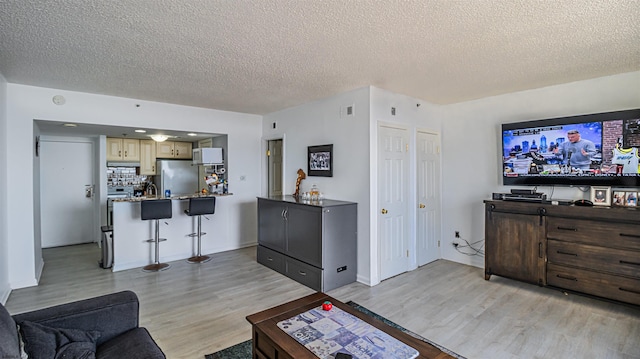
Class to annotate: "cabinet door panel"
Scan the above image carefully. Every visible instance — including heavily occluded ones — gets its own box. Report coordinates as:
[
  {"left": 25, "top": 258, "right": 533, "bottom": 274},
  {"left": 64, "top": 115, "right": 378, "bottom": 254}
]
[
  {"left": 258, "top": 200, "right": 286, "bottom": 252},
  {"left": 122, "top": 139, "right": 140, "bottom": 160},
  {"left": 106, "top": 138, "right": 123, "bottom": 161},
  {"left": 485, "top": 209, "right": 545, "bottom": 285},
  {"left": 174, "top": 142, "right": 192, "bottom": 159},
  {"left": 139, "top": 140, "right": 156, "bottom": 175},
  {"left": 156, "top": 142, "right": 174, "bottom": 158},
  {"left": 286, "top": 205, "right": 322, "bottom": 267}
]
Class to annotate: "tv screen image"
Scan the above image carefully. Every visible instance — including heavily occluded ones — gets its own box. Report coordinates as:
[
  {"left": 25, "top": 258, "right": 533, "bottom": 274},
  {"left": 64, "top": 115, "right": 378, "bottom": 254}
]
[{"left": 502, "top": 109, "right": 640, "bottom": 187}]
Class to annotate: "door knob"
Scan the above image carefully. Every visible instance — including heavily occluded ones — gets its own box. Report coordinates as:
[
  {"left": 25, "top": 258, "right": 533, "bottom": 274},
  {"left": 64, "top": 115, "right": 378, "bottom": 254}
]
[
  {"left": 381, "top": 209, "right": 388, "bottom": 214},
  {"left": 419, "top": 203, "right": 425, "bottom": 208}
]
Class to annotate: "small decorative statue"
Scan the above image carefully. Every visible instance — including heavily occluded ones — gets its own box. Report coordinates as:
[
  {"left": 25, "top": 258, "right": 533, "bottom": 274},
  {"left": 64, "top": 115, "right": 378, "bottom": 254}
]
[{"left": 294, "top": 168, "right": 306, "bottom": 197}]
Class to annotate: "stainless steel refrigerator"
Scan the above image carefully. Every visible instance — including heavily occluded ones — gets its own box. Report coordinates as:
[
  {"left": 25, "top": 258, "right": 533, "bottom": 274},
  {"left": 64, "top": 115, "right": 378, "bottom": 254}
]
[{"left": 154, "top": 160, "right": 199, "bottom": 196}]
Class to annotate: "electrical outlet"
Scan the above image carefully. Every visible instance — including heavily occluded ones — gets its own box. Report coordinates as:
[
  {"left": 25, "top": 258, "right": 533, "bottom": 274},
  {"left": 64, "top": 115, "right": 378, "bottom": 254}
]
[{"left": 455, "top": 231, "right": 460, "bottom": 238}]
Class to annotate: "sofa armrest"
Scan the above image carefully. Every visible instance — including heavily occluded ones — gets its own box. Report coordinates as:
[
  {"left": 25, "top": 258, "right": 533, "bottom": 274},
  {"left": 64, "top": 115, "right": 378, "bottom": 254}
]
[{"left": 12, "top": 291, "right": 140, "bottom": 346}]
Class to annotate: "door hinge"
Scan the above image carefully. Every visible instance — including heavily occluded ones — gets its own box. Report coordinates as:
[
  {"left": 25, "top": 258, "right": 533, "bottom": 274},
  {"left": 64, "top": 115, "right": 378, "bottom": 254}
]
[
  {"left": 406, "top": 144, "right": 409, "bottom": 152},
  {"left": 266, "top": 149, "right": 271, "bottom": 157},
  {"left": 406, "top": 250, "right": 409, "bottom": 257},
  {"left": 438, "top": 240, "right": 440, "bottom": 247}
]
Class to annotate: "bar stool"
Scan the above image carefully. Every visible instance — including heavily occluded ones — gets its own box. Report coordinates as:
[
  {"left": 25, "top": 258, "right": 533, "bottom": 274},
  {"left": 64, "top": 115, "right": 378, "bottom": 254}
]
[
  {"left": 141, "top": 199, "right": 172, "bottom": 272},
  {"left": 184, "top": 197, "right": 216, "bottom": 263}
]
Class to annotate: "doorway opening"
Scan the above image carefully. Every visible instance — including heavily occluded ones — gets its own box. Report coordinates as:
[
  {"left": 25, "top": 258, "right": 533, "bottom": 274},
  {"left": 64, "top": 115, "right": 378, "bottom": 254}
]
[{"left": 267, "top": 139, "right": 283, "bottom": 197}]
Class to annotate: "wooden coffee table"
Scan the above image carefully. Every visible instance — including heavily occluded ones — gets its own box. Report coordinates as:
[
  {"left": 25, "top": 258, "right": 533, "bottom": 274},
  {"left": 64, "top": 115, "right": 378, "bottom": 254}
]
[{"left": 246, "top": 292, "right": 455, "bottom": 359}]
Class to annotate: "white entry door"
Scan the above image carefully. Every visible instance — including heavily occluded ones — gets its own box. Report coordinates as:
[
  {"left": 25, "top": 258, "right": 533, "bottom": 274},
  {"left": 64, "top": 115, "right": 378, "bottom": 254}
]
[
  {"left": 378, "top": 124, "right": 410, "bottom": 280},
  {"left": 416, "top": 131, "right": 441, "bottom": 266},
  {"left": 41, "top": 139, "right": 95, "bottom": 247}
]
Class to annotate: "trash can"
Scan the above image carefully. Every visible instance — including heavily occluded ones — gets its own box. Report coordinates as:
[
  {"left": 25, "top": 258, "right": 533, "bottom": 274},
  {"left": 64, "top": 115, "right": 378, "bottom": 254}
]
[{"left": 100, "top": 225, "right": 113, "bottom": 269}]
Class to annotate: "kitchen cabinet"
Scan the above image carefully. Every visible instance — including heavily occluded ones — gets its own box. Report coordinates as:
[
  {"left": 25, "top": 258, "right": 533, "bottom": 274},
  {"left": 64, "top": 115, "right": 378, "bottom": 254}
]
[
  {"left": 257, "top": 196, "right": 357, "bottom": 292},
  {"left": 139, "top": 140, "right": 157, "bottom": 175},
  {"left": 106, "top": 138, "right": 140, "bottom": 161},
  {"left": 485, "top": 200, "right": 640, "bottom": 306},
  {"left": 156, "top": 141, "right": 192, "bottom": 159}
]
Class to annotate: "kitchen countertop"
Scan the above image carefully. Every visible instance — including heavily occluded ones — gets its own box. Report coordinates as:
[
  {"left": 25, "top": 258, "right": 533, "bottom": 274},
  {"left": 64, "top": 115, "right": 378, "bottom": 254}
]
[{"left": 112, "top": 193, "right": 233, "bottom": 202}]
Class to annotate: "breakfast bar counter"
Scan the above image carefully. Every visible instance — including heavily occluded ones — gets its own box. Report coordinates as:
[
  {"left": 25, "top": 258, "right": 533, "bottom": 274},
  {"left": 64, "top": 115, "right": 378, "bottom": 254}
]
[{"left": 111, "top": 194, "right": 232, "bottom": 272}]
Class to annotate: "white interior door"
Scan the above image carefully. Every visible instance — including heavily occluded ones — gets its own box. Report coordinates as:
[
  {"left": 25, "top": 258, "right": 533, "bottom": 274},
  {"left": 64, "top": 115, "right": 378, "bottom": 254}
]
[
  {"left": 268, "top": 139, "right": 283, "bottom": 196},
  {"left": 417, "top": 131, "right": 441, "bottom": 266},
  {"left": 378, "top": 124, "right": 410, "bottom": 280},
  {"left": 41, "top": 140, "right": 95, "bottom": 248}
]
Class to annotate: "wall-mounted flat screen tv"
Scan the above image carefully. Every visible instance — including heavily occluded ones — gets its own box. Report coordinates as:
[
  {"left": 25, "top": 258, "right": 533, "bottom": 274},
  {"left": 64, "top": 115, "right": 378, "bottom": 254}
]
[{"left": 502, "top": 108, "right": 640, "bottom": 187}]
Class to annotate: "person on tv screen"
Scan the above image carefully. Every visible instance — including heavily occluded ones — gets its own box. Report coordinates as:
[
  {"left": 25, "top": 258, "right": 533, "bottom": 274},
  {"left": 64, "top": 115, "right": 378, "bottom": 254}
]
[{"left": 552, "top": 129, "right": 596, "bottom": 170}]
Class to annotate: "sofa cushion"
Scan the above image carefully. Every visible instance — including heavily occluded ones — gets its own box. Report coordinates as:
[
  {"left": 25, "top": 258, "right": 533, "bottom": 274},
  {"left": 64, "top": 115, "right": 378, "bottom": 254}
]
[
  {"left": 96, "top": 327, "right": 165, "bottom": 359},
  {"left": 19, "top": 320, "right": 100, "bottom": 359},
  {"left": 0, "top": 303, "right": 20, "bottom": 359}
]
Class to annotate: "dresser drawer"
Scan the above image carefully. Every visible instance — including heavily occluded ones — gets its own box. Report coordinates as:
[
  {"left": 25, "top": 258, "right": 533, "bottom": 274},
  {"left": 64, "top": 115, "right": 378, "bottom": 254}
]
[
  {"left": 285, "top": 256, "right": 322, "bottom": 291},
  {"left": 546, "top": 217, "right": 640, "bottom": 250},
  {"left": 547, "top": 263, "right": 640, "bottom": 306},
  {"left": 257, "top": 245, "right": 285, "bottom": 273},
  {"left": 548, "top": 240, "right": 640, "bottom": 278}
]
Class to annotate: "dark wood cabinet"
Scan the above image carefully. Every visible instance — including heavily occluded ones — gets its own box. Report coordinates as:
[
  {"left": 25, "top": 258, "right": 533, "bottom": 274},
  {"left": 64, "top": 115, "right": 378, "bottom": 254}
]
[
  {"left": 485, "top": 200, "right": 640, "bottom": 306},
  {"left": 485, "top": 202, "right": 546, "bottom": 285}
]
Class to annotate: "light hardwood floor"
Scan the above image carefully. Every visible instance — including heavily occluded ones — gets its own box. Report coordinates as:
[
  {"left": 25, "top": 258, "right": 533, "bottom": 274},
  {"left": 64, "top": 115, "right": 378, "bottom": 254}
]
[{"left": 6, "top": 244, "right": 640, "bottom": 359}]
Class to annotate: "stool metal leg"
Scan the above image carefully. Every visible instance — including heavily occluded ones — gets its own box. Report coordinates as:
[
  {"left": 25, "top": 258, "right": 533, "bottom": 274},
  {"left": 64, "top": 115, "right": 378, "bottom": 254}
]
[
  {"left": 188, "top": 215, "right": 211, "bottom": 263},
  {"left": 143, "top": 219, "right": 170, "bottom": 272}
]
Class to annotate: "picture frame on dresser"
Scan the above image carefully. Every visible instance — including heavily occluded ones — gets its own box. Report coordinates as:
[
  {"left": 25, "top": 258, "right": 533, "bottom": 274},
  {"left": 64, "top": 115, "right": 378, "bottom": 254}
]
[
  {"left": 612, "top": 190, "right": 626, "bottom": 206},
  {"left": 590, "top": 186, "right": 611, "bottom": 206},
  {"left": 625, "top": 191, "right": 638, "bottom": 207}
]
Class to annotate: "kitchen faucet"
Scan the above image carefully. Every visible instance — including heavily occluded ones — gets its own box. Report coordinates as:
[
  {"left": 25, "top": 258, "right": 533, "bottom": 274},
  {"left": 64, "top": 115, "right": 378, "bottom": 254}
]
[{"left": 146, "top": 183, "right": 158, "bottom": 198}]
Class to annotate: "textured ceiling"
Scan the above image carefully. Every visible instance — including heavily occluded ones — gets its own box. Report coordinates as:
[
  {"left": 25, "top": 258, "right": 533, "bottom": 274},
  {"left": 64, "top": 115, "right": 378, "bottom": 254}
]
[{"left": 1, "top": 1, "right": 639, "bottom": 115}]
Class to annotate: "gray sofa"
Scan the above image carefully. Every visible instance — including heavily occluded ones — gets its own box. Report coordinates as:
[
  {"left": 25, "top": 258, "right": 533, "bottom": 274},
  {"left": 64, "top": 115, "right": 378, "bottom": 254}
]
[{"left": 1, "top": 290, "right": 165, "bottom": 359}]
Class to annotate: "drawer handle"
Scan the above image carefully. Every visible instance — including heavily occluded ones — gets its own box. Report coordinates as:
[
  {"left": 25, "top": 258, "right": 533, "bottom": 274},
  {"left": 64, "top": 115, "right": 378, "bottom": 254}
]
[
  {"left": 619, "top": 233, "right": 640, "bottom": 239},
  {"left": 539, "top": 242, "right": 543, "bottom": 258},
  {"left": 267, "top": 257, "right": 273, "bottom": 261},
  {"left": 619, "top": 287, "right": 640, "bottom": 295},
  {"left": 620, "top": 260, "right": 640, "bottom": 267},
  {"left": 298, "top": 270, "right": 307, "bottom": 276},
  {"left": 556, "top": 274, "right": 578, "bottom": 281},
  {"left": 557, "top": 250, "right": 578, "bottom": 257},
  {"left": 557, "top": 226, "right": 577, "bottom": 232}
]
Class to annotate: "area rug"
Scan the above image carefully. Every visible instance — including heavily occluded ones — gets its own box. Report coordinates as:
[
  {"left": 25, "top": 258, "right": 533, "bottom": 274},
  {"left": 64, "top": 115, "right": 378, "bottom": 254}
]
[{"left": 204, "top": 301, "right": 466, "bottom": 359}]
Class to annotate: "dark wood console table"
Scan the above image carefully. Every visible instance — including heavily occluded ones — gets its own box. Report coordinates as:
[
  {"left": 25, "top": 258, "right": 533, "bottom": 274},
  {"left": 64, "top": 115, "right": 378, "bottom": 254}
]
[{"left": 484, "top": 200, "right": 640, "bottom": 306}]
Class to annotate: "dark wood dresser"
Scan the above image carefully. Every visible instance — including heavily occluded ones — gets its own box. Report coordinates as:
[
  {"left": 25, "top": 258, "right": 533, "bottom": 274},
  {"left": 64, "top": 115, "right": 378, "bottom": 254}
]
[{"left": 485, "top": 200, "right": 640, "bottom": 306}]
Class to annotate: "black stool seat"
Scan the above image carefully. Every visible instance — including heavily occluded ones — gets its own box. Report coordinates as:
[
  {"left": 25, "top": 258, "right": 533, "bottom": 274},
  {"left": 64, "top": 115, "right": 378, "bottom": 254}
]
[
  {"left": 141, "top": 199, "right": 172, "bottom": 272},
  {"left": 142, "top": 199, "right": 173, "bottom": 220},
  {"left": 184, "top": 197, "right": 216, "bottom": 216},
  {"left": 184, "top": 197, "right": 216, "bottom": 263}
]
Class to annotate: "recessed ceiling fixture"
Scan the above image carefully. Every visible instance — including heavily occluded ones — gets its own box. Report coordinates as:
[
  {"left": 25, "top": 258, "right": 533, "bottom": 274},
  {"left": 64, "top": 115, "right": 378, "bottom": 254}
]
[
  {"left": 187, "top": 133, "right": 198, "bottom": 137},
  {"left": 135, "top": 129, "right": 147, "bottom": 133},
  {"left": 150, "top": 135, "right": 169, "bottom": 142},
  {"left": 62, "top": 123, "right": 77, "bottom": 127}
]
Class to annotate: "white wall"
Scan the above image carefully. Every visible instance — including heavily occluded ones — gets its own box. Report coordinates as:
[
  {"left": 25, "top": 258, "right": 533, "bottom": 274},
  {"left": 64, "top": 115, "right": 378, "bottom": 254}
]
[
  {"left": 263, "top": 86, "right": 442, "bottom": 285},
  {"left": 6, "top": 84, "right": 263, "bottom": 290},
  {"left": 0, "top": 73, "right": 9, "bottom": 303},
  {"left": 440, "top": 71, "right": 640, "bottom": 268},
  {"left": 263, "top": 87, "right": 373, "bottom": 283}
]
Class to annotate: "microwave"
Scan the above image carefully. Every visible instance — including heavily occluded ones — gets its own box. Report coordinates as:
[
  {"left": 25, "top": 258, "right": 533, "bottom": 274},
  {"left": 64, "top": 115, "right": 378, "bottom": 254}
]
[{"left": 192, "top": 147, "right": 223, "bottom": 165}]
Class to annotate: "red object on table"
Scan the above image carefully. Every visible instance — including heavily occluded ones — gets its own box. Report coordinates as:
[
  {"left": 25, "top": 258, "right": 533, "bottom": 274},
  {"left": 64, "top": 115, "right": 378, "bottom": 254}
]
[{"left": 322, "top": 301, "right": 333, "bottom": 311}]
